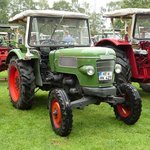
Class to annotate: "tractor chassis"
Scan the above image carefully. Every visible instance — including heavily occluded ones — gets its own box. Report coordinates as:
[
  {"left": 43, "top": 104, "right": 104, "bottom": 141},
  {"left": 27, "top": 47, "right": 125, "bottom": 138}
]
[{"left": 71, "top": 96, "right": 125, "bottom": 109}]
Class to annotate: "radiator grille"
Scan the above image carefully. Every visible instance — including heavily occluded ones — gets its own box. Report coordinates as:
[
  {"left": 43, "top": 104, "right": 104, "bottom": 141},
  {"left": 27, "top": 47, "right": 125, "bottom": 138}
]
[{"left": 96, "top": 60, "right": 115, "bottom": 83}]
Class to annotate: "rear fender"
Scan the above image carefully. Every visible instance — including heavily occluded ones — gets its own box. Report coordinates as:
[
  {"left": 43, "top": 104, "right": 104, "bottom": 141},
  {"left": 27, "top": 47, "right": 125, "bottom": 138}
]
[
  {"left": 96, "top": 38, "right": 138, "bottom": 78},
  {"left": 6, "top": 49, "right": 42, "bottom": 86},
  {"left": 95, "top": 38, "right": 131, "bottom": 48},
  {"left": 6, "top": 49, "right": 40, "bottom": 63}
]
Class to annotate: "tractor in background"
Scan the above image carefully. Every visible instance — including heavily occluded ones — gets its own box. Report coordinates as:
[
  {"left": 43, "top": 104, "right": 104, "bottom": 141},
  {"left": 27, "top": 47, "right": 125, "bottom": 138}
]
[
  {"left": 0, "top": 25, "right": 17, "bottom": 72},
  {"left": 96, "top": 8, "right": 150, "bottom": 92}
]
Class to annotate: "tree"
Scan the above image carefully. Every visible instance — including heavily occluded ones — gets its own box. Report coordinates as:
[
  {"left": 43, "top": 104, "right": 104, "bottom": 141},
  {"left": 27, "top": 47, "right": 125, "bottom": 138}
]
[
  {"left": 8, "top": 0, "right": 49, "bottom": 17},
  {"left": 0, "top": 0, "right": 9, "bottom": 24},
  {"left": 71, "top": 0, "right": 84, "bottom": 13},
  {"left": 37, "top": 0, "right": 49, "bottom": 10},
  {"left": 52, "top": 0, "right": 72, "bottom": 11},
  {"left": 107, "top": 0, "right": 150, "bottom": 10},
  {"left": 122, "top": 0, "right": 150, "bottom": 8},
  {"left": 89, "top": 12, "right": 103, "bottom": 36},
  {"left": 106, "top": 1, "right": 122, "bottom": 11}
]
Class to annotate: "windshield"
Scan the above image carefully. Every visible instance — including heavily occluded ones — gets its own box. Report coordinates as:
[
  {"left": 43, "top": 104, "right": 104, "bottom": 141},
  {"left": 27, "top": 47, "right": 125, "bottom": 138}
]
[
  {"left": 29, "top": 17, "right": 90, "bottom": 47},
  {"left": 134, "top": 14, "right": 150, "bottom": 39}
]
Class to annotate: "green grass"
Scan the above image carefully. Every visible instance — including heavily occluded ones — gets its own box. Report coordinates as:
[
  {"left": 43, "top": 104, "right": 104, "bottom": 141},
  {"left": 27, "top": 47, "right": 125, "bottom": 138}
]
[{"left": 0, "top": 71, "right": 150, "bottom": 150}]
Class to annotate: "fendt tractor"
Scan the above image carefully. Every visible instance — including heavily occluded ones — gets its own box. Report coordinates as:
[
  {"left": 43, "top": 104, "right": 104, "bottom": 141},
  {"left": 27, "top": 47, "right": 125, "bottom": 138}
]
[
  {"left": 96, "top": 8, "right": 150, "bottom": 92},
  {"left": 7, "top": 10, "right": 141, "bottom": 136},
  {"left": 0, "top": 25, "right": 16, "bottom": 72}
]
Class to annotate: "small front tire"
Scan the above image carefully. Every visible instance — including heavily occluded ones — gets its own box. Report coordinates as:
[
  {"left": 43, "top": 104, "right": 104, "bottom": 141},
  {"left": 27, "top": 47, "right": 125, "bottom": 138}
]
[
  {"left": 49, "top": 89, "right": 73, "bottom": 137},
  {"left": 114, "top": 83, "right": 142, "bottom": 125}
]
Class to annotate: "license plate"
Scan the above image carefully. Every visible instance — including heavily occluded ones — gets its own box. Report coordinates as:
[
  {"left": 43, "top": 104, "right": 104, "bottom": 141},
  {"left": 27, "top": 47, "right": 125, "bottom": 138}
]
[{"left": 99, "top": 71, "right": 113, "bottom": 81}]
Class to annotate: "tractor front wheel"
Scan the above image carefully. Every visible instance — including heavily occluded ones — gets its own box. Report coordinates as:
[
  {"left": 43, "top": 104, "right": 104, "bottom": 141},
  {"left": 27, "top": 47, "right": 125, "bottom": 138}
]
[
  {"left": 49, "top": 89, "right": 73, "bottom": 136},
  {"left": 8, "top": 57, "right": 35, "bottom": 109},
  {"left": 114, "top": 83, "right": 142, "bottom": 125}
]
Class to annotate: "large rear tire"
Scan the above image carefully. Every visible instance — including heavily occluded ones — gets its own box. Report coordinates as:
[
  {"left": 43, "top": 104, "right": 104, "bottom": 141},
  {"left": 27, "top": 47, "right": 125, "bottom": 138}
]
[
  {"left": 114, "top": 83, "right": 142, "bottom": 125},
  {"left": 49, "top": 89, "right": 73, "bottom": 137},
  {"left": 8, "top": 57, "right": 35, "bottom": 109},
  {"left": 105, "top": 46, "right": 131, "bottom": 84}
]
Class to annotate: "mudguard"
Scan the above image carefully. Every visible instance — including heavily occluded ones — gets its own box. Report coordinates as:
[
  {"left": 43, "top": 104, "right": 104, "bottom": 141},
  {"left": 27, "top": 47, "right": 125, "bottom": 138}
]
[
  {"left": 6, "top": 48, "right": 42, "bottom": 86},
  {"left": 95, "top": 38, "right": 131, "bottom": 47},
  {"left": 6, "top": 48, "right": 39, "bottom": 63}
]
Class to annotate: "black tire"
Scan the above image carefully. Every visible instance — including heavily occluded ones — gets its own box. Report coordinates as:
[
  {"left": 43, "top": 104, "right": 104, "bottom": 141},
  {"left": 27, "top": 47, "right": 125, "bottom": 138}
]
[
  {"left": 106, "top": 46, "right": 131, "bottom": 84},
  {"left": 49, "top": 89, "right": 73, "bottom": 137},
  {"left": 8, "top": 57, "right": 35, "bottom": 110},
  {"left": 139, "top": 83, "right": 150, "bottom": 92},
  {"left": 114, "top": 83, "right": 142, "bottom": 125}
]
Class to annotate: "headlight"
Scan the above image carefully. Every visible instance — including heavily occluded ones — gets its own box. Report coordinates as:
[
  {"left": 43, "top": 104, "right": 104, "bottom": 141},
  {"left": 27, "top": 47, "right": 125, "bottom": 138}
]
[
  {"left": 79, "top": 65, "right": 95, "bottom": 76},
  {"left": 86, "top": 66, "right": 95, "bottom": 76},
  {"left": 115, "top": 64, "right": 122, "bottom": 74}
]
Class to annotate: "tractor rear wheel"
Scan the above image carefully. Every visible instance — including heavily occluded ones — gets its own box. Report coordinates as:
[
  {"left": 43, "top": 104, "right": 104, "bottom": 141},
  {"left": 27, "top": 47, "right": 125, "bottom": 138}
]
[
  {"left": 8, "top": 57, "right": 35, "bottom": 109},
  {"left": 139, "top": 83, "right": 150, "bottom": 92},
  {"left": 114, "top": 83, "right": 142, "bottom": 125},
  {"left": 105, "top": 46, "right": 131, "bottom": 84},
  {"left": 49, "top": 89, "right": 73, "bottom": 136}
]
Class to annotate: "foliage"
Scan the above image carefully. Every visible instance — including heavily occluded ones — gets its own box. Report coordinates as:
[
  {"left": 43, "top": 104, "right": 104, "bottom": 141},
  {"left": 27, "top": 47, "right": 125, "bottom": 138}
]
[
  {"left": 53, "top": 0, "right": 72, "bottom": 11},
  {"left": 0, "top": 72, "right": 150, "bottom": 150},
  {"left": 8, "top": 0, "right": 49, "bottom": 16},
  {"left": 106, "top": 1, "right": 122, "bottom": 11},
  {"left": 1, "top": 0, "right": 50, "bottom": 18},
  {"left": 107, "top": 0, "right": 150, "bottom": 10},
  {"left": 0, "top": 0, "right": 9, "bottom": 24},
  {"left": 122, "top": 0, "right": 150, "bottom": 8},
  {"left": 52, "top": 0, "right": 88, "bottom": 13},
  {"left": 38, "top": 0, "right": 49, "bottom": 10},
  {"left": 89, "top": 12, "right": 103, "bottom": 36}
]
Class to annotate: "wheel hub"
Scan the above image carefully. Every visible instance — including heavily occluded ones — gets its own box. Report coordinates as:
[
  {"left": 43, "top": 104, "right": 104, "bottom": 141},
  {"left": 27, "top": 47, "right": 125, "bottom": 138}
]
[
  {"left": 51, "top": 99, "right": 62, "bottom": 128},
  {"left": 15, "top": 76, "right": 20, "bottom": 90},
  {"left": 53, "top": 109, "right": 58, "bottom": 118}
]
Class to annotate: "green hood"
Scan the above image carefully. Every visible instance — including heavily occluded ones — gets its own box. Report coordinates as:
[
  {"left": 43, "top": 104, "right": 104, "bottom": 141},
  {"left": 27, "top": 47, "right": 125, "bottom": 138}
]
[
  {"left": 49, "top": 46, "right": 116, "bottom": 87},
  {"left": 54, "top": 47, "right": 115, "bottom": 59}
]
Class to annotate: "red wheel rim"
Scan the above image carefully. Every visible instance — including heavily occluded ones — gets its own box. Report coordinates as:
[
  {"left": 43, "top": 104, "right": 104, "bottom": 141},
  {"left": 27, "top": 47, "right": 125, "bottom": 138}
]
[
  {"left": 117, "top": 104, "right": 131, "bottom": 118},
  {"left": 51, "top": 99, "right": 62, "bottom": 128},
  {"left": 9, "top": 65, "right": 20, "bottom": 102}
]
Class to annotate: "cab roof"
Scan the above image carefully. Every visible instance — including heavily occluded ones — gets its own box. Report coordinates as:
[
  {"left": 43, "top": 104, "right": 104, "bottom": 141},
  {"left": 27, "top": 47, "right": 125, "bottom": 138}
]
[
  {"left": 9, "top": 10, "right": 88, "bottom": 23},
  {"left": 104, "top": 8, "right": 150, "bottom": 18}
]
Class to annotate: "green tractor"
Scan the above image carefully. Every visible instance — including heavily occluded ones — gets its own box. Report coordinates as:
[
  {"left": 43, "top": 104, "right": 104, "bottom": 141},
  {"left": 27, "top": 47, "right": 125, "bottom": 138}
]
[{"left": 7, "top": 10, "right": 142, "bottom": 136}]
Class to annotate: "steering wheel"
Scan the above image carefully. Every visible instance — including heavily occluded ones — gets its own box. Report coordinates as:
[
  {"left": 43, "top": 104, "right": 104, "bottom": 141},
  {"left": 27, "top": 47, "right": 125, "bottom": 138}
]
[{"left": 41, "top": 39, "right": 56, "bottom": 45}]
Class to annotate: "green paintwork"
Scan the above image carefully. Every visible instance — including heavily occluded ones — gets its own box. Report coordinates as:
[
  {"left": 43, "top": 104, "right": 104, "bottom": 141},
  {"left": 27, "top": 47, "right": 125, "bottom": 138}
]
[
  {"left": 49, "top": 47, "right": 116, "bottom": 87},
  {"left": 7, "top": 48, "right": 39, "bottom": 61},
  {"left": 7, "top": 46, "right": 116, "bottom": 88}
]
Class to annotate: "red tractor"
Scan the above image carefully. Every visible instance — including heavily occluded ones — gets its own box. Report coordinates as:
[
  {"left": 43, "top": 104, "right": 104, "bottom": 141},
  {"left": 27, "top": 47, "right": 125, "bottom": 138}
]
[
  {"left": 0, "top": 25, "right": 17, "bottom": 72},
  {"left": 96, "top": 8, "right": 150, "bottom": 92}
]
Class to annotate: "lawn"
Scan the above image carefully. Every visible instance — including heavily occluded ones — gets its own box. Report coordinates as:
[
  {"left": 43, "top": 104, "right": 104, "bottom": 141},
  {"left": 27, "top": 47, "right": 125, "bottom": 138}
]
[{"left": 0, "top": 71, "right": 150, "bottom": 150}]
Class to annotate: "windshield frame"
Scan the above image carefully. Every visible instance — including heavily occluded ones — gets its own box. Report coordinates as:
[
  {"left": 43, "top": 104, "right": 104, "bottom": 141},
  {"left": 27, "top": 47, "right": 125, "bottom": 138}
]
[
  {"left": 133, "top": 14, "right": 150, "bottom": 40},
  {"left": 28, "top": 16, "right": 91, "bottom": 47}
]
